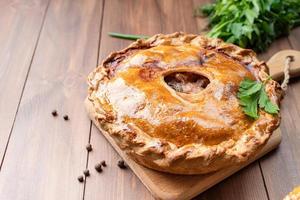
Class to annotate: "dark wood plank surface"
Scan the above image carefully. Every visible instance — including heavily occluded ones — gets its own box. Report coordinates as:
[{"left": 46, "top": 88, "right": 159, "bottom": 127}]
[
  {"left": 0, "top": 0, "right": 50, "bottom": 165},
  {"left": 259, "top": 28, "right": 300, "bottom": 200},
  {"left": 0, "top": 0, "right": 103, "bottom": 199},
  {"left": 0, "top": 0, "right": 299, "bottom": 199},
  {"left": 85, "top": 1, "right": 159, "bottom": 199}
]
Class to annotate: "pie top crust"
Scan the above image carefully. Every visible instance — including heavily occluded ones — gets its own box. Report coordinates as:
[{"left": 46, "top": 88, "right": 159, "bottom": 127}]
[{"left": 86, "top": 32, "right": 283, "bottom": 174}]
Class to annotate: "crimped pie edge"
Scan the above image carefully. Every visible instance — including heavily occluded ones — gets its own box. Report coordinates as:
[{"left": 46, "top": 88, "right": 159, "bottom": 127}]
[{"left": 86, "top": 32, "right": 282, "bottom": 174}]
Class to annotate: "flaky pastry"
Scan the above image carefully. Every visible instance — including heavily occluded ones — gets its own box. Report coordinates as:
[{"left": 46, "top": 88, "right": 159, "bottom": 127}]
[{"left": 85, "top": 32, "right": 282, "bottom": 174}]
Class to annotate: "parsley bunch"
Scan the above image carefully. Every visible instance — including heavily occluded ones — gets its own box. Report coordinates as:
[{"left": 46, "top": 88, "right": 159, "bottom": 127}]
[
  {"left": 196, "top": 0, "right": 300, "bottom": 52},
  {"left": 238, "top": 78, "right": 279, "bottom": 119}
]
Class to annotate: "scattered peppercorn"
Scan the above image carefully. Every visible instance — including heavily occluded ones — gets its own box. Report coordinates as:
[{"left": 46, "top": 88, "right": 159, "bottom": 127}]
[
  {"left": 95, "top": 163, "right": 103, "bottom": 173},
  {"left": 287, "top": 55, "right": 295, "bottom": 62},
  {"left": 100, "top": 160, "right": 106, "bottom": 167},
  {"left": 63, "top": 115, "right": 69, "bottom": 121},
  {"left": 83, "top": 169, "right": 90, "bottom": 177},
  {"left": 77, "top": 175, "right": 84, "bottom": 182},
  {"left": 117, "top": 160, "right": 127, "bottom": 169},
  {"left": 51, "top": 110, "right": 58, "bottom": 117},
  {"left": 86, "top": 143, "right": 93, "bottom": 152}
]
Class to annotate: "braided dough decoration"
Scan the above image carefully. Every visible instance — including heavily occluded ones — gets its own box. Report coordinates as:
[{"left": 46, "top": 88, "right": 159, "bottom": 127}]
[{"left": 85, "top": 33, "right": 283, "bottom": 174}]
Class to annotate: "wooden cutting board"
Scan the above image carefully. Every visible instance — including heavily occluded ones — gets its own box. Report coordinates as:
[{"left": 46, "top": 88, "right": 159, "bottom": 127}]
[
  {"left": 91, "top": 50, "right": 300, "bottom": 200},
  {"left": 96, "top": 126, "right": 281, "bottom": 200}
]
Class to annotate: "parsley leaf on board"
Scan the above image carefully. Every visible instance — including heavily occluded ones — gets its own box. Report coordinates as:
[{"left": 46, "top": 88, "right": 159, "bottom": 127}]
[
  {"left": 196, "top": 0, "right": 300, "bottom": 52},
  {"left": 238, "top": 78, "right": 279, "bottom": 119}
]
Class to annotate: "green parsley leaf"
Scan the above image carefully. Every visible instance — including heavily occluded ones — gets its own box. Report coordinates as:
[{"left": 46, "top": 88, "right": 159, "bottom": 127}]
[
  {"left": 108, "top": 32, "right": 149, "bottom": 40},
  {"left": 239, "top": 94, "right": 259, "bottom": 119},
  {"left": 265, "top": 101, "right": 280, "bottom": 114},
  {"left": 258, "top": 85, "right": 279, "bottom": 114},
  {"left": 195, "top": 0, "right": 300, "bottom": 52},
  {"left": 239, "top": 78, "right": 257, "bottom": 89},
  {"left": 238, "top": 78, "right": 279, "bottom": 119},
  {"left": 258, "top": 86, "right": 269, "bottom": 108},
  {"left": 238, "top": 82, "right": 262, "bottom": 97}
]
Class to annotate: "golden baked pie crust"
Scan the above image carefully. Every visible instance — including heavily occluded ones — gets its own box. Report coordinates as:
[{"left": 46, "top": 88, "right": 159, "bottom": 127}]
[{"left": 85, "top": 32, "right": 282, "bottom": 174}]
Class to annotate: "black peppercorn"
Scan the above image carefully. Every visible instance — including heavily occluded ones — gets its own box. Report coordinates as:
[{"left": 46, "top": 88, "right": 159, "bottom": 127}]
[
  {"left": 63, "top": 115, "right": 69, "bottom": 121},
  {"left": 117, "top": 160, "right": 126, "bottom": 169},
  {"left": 77, "top": 175, "right": 84, "bottom": 182},
  {"left": 86, "top": 143, "right": 92, "bottom": 152},
  {"left": 83, "top": 169, "right": 90, "bottom": 177},
  {"left": 51, "top": 110, "right": 58, "bottom": 117},
  {"left": 100, "top": 160, "right": 106, "bottom": 167},
  {"left": 95, "top": 163, "right": 102, "bottom": 173}
]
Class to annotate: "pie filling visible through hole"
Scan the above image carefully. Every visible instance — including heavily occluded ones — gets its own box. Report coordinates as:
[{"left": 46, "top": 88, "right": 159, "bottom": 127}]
[
  {"left": 164, "top": 72, "right": 210, "bottom": 94},
  {"left": 86, "top": 33, "right": 283, "bottom": 174}
]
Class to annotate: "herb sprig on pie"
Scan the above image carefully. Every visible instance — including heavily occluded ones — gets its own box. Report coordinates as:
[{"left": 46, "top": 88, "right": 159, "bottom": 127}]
[{"left": 85, "top": 32, "right": 283, "bottom": 174}]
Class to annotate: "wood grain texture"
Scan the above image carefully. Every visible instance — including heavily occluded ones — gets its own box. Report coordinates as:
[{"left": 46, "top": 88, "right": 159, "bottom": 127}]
[
  {"left": 259, "top": 28, "right": 300, "bottom": 200},
  {"left": 259, "top": 37, "right": 291, "bottom": 61},
  {"left": 85, "top": 0, "right": 268, "bottom": 200},
  {"left": 0, "top": 0, "right": 299, "bottom": 199},
  {"left": 0, "top": 0, "right": 103, "bottom": 199},
  {"left": 84, "top": 0, "right": 159, "bottom": 199},
  {"left": 289, "top": 27, "right": 300, "bottom": 50},
  {"left": 267, "top": 50, "right": 300, "bottom": 81},
  {"left": 0, "top": 0, "right": 50, "bottom": 165}
]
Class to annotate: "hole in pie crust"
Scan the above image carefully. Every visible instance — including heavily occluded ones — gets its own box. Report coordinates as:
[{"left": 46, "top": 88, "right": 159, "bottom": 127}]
[{"left": 164, "top": 72, "right": 210, "bottom": 94}]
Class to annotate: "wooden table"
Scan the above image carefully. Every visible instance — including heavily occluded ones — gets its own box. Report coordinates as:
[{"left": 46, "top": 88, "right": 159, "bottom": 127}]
[{"left": 0, "top": 0, "right": 299, "bottom": 199}]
